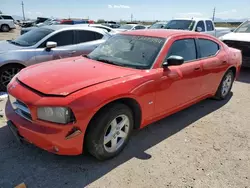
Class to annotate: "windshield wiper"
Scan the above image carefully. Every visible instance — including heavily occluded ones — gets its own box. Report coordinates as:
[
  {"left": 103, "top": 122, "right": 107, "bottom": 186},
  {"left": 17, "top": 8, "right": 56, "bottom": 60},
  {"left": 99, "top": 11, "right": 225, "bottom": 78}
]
[
  {"left": 96, "top": 58, "right": 122, "bottom": 66},
  {"left": 7, "top": 40, "right": 22, "bottom": 46}
]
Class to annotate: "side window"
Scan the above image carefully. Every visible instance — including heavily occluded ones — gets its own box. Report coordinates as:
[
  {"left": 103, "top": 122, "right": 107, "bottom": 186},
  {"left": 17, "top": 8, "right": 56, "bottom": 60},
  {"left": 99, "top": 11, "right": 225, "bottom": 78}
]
[
  {"left": 2, "top": 15, "right": 13, "bottom": 20},
  {"left": 166, "top": 39, "right": 197, "bottom": 62},
  {"left": 198, "top": 39, "right": 220, "bottom": 58},
  {"left": 205, "top": 20, "right": 214, "bottom": 31},
  {"left": 134, "top": 26, "right": 140, "bottom": 30},
  {"left": 39, "top": 30, "right": 74, "bottom": 48},
  {"left": 196, "top": 21, "right": 205, "bottom": 32},
  {"left": 76, "top": 30, "right": 103, "bottom": 44},
  {"left": 0, "top": 17, "right": 2, "bottom": 19}
]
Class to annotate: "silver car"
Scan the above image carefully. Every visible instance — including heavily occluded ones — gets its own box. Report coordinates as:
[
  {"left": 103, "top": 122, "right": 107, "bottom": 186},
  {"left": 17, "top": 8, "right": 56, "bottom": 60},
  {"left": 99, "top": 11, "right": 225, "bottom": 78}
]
[{"left": 0, "top": 25, "right": 111, "bottom": 90}]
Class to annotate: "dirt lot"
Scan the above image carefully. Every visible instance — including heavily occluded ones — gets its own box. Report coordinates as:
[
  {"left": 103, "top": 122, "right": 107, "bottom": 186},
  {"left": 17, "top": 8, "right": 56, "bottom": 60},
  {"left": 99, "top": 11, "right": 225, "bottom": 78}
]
[
  {"left": 0, "top": 26, "right": 20, "bottom": 41},
  {"left": 0, "top": 31, "right": 249, "bottom": 188}
]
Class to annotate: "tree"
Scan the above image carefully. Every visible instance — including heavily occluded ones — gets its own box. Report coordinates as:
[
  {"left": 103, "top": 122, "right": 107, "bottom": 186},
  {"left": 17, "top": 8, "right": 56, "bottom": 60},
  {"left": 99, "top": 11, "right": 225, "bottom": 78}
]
[
  {"left": 97, "top": 19, "right": 105, "bottom": 23},
  {"left": 0, "top": 10, "right": 2, "bottom": 14}
]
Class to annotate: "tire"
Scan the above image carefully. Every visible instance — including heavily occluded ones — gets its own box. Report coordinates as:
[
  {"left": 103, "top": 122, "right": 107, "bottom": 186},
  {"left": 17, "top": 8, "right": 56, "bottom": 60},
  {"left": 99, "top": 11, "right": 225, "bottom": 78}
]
[
  {"left": 86, "top": 103, "right": 134, "bottom": 160},
  {"left": 1, "top": 24, "right": 10, "bottom": 32},
  {"left": 0, "top": 64, "right": 24, "bottom": 91},
  {"left": 214, "top": 70, "right": 234, "bottom": 100}
]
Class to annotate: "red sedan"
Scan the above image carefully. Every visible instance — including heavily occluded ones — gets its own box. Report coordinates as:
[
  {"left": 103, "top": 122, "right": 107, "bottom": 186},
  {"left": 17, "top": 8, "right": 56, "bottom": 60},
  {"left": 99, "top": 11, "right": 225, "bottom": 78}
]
[{"left": 6, "top": 30, "right": 242, "bottom": 160}]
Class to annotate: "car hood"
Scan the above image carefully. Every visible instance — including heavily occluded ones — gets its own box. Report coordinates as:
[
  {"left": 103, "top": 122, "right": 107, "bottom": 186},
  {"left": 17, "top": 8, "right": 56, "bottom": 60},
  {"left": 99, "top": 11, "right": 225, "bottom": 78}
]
[
  {"left": 220, "top": 32, "right": 250, "bottom": 42},
  {"left": 17, "top": 56, "right": 138, "bottom": 96},
  {"left": 0, "top": 41, "right": 24, "bottom": 53}
]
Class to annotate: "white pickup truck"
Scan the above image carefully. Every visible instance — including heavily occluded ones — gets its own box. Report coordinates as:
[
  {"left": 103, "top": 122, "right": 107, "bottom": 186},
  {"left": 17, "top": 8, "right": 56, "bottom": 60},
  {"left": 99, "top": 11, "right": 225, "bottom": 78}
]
[
  {"left": 165, "top": 18, "right": 231, "bottom": 38},
  {"left": 0, "top": 14, "right": 16, "bottom": 32},
  {"left": 219, "top": 20, "right": 250, "bottom": 67}
]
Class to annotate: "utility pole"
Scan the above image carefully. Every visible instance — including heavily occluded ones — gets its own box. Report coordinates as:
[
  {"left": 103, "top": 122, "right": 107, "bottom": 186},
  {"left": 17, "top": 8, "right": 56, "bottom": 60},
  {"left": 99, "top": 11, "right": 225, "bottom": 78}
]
[
  {"left": 21, "top": 1, "right": 25, "bottom": 20},
  {"left": 212, "top": 7, "right": 216, "bottom": 21},
  {"left": 131, "top": 14, "right": 133, "bottom": 22}
]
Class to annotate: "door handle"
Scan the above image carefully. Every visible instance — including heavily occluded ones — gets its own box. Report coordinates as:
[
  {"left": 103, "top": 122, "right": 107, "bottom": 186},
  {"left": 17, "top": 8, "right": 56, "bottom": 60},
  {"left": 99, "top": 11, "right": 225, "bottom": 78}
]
[
  {"left": 222, "top": 61, "right": 227, "bottom": 64},
  {"left": 69, "top": 51, "right": 76, "bottom": 54},
  {"left": 194, "top": 67, "right": 201, "bottom": 71}
]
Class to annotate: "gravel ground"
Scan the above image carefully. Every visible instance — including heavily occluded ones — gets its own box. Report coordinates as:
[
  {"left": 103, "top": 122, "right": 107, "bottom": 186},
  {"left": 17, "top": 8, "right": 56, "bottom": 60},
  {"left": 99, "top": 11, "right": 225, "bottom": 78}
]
[
  {"left": 0, "top": 68, "right": 249, "bottom": 188},
  {"left": 0, "top": 26, "right": 20, "bottom": 41}
]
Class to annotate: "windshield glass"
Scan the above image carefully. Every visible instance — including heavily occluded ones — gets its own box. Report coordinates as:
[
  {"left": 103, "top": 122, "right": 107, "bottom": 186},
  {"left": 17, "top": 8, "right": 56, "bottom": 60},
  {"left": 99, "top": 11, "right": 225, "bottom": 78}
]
[
  {"left": 149, "top": 23, "right": 167, "bottom": 29},
  {"left": 87, "top": 34, "right": 165, "bottom": 69},
  {"left": 164, "top": 20, "right": 195, "bottom": 30},
  {"left": 11, "top": 28, "right": 54, "bottom": 47},
  {"left": 234, "top": 21, "right": 250, "bottom": 33},
  {"left": 119, "top": 25, "right": 133, "bottom": 29}
]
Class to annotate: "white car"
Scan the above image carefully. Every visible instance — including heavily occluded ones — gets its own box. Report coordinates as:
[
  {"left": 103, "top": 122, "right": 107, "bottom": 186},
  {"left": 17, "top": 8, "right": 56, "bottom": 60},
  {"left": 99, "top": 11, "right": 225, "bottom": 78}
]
[
  {"left": 88, "top": 24, "right": 121, "bottom": 35},
  {"left": 166, "top": 18, "right": 231, "bottom": 38},
  {"left": 0, "top": 14, "right": 16, "bottom": 32},
  {"left": 219, "top": 20, "right": 250, "bottom": 67},
  {"left": 114, "top": 24, "right": 146, "bottom": 32}
]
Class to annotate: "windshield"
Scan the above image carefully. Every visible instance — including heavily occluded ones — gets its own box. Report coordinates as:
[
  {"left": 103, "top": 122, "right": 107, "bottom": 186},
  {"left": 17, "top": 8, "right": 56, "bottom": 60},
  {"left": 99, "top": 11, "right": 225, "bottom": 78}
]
[
  {"left": 119, "top": 25, "right": 133, "bottom": 29},
  {"left": 164, "top": 20, "right": 195, "bottom": 30},
  {"left": 149, "top": 23, "right": 167, "bottom": 29},
  {"left": 87, "top": 34, "right": 165, "bottom": 69},
  {"left": 10, "top": 28, "right": 54, "bottom": 47},
  {"left": 234, "top": 21, "right": 250, "bottom": 33}
]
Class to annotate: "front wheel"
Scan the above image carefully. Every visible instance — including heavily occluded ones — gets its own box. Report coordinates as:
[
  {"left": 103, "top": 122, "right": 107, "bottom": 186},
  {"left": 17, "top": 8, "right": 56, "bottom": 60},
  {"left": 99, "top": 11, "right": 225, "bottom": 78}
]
[
  {"left": 86, "top": 103, "right": 134, "bottom": 160},
  {"left": 0, "top": 64, "right": 23, "bottom": 91},
  {"left": 214, "top": 70, "right": 234, "bottom": 100}
]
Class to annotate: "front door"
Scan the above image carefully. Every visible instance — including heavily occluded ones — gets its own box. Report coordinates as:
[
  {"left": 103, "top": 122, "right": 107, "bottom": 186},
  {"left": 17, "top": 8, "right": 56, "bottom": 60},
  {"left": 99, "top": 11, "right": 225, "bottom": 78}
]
[
  {"left": 154, "top": 38, "right": 204, "bottom": 116},
  {"left": 35, "top": 30, "right": 76, "bottom": 64}
]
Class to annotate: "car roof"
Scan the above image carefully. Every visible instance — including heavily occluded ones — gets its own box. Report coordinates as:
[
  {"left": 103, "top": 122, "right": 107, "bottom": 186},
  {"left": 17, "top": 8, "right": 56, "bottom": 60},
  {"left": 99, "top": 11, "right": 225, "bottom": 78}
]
[
  {"left": 122, "top": 29, "right": 199, "bottom": 38},
  {"left": 173, "top": 17, "right": 212, "bottom": 21},
  {"left": 41, "top": 24, "right": 109, "bottom": 33}
]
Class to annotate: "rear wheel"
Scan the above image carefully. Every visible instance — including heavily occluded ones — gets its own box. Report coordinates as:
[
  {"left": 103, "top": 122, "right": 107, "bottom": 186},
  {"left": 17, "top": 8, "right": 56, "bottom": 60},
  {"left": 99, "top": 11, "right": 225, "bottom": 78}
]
[
  {"left": 214, "top": 70, "right": 234, "bottom": 100},
  {"left": 1, "top": 24, "right": 10, "bottom": 32},
  {"left": 0, "top": 64, "right": 24, "bottom": 91},
  {"left": 86, "top": 103, "right": 133, "bottom": 160}
]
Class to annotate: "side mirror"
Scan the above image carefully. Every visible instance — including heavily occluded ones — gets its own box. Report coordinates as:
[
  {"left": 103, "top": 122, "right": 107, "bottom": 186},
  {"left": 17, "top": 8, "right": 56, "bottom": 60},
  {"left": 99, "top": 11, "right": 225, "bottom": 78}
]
[
  {"left": 196, "top": 27, "right": 202, "bottom": 32},
  {"left": 163, "top": 55, "right": 184, "bottom": 68},
  {"left": 46, "top": 41, "right": 57, "bottom": 49}
]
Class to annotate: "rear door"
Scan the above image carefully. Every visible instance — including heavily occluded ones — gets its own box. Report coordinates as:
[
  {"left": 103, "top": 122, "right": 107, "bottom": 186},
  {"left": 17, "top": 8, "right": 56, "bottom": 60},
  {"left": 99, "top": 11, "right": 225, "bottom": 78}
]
[
  {"left": 75, "top": 30, "right": 106, "bottom": 56},
  {"left": 154, "top": 37, "right": 204, "bottom": 115},
  {"left": 35, "top": 30, "right": 77, "bottom": 63},
  {"left": 197, "top": 38, "right": 227, "bottom": 94}
]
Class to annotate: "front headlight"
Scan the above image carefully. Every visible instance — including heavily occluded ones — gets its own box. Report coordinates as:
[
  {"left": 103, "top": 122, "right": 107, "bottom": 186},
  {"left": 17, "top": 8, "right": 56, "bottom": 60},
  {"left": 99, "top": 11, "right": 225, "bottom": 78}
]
[{"left": 37, "top": 107, "right": 76, "bottom": 124}]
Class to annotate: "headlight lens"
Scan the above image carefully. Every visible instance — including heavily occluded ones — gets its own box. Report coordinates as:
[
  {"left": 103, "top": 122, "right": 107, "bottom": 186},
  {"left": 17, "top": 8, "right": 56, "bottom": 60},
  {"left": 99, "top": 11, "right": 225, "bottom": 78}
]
[{"left": 37, "top": 107, "right": 75, "bottom": 124}]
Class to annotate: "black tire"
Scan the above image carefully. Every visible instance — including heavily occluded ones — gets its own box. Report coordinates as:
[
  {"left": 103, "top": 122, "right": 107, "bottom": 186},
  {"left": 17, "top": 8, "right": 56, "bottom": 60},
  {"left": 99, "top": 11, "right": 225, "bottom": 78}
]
[
  {"left": 1, "top": 24, "right": 10, "bottom": 32},
  {"left": 85, "top": 103, "right": 134, "bottom": 160},
  {"left": 214, "top": 70, "right": 234, "bottom": 100},
  {"left": 0, "top": 64, "right": 24, "bottom": 91}
]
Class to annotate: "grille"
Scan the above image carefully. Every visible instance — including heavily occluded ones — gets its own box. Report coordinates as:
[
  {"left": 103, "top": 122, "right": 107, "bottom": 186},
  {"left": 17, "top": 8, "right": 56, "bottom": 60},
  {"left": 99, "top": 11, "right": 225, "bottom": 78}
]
[
  {"left": 9, "top": 95, "right": 32, "bottom": 121},
  {"left": 223, "top": 40, "right": 250, "bottom": 58}
]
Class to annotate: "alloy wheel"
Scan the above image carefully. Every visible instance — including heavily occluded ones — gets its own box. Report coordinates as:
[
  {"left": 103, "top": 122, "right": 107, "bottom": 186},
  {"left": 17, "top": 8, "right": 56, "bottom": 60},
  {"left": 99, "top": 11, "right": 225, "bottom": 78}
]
[{"left": 103, "top": 114, "right": 130, "bottom": 153}]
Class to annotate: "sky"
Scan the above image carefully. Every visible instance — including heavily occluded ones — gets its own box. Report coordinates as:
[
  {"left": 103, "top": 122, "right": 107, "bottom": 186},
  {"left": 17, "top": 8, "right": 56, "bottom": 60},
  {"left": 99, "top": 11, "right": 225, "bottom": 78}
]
[{"left": 1, "top": 0, "right": 250, "bottom": 21}]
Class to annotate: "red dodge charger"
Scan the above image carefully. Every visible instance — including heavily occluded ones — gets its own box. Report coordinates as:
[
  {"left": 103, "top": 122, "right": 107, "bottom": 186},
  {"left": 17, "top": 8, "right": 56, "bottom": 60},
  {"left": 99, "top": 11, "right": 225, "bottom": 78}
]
[{"left": 6, "top": 30, "right": 242, "bottom": 160}]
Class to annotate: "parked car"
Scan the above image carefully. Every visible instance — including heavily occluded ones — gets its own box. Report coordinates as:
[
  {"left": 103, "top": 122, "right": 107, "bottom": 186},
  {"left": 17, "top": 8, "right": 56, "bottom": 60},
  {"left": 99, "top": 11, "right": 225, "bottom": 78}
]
[
  {"left": 165, "top": 18, "right": 231, "bottom": 38},
  {"left": 0, "top": 25, "right": 111, "bottom": 90},
  {"left": 219, "top": 20, "right": 250, "bottom": 67},
  {"left": 6, "top": 30, "right": 241, "bottom": 160},
  {"left": 0, "top": 14, "right": 16, "bottom": 32},
  {"left": 115, "top": 24, "right": 146, "bottom": 32},
  {"left": 103, "top": 21, "right": 120, "bottom": 28},
  {"left": 87, "top": 24, "right": 121, "bottom": 35},
  {"left": 149, "top": 21, "right": 168, "bottom": 29},
  {"left": 21, "top": 18, "right": 61, "bottom": 35}
]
